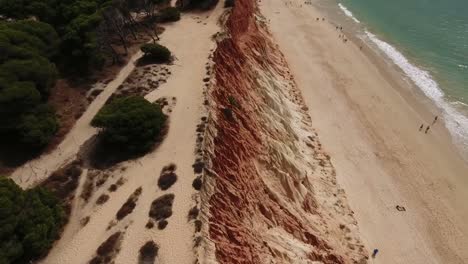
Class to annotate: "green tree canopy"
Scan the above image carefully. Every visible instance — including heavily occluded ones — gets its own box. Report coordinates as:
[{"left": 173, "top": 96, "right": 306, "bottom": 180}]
[
  {"left": 0, "top": 20, "right": 59, "bottom": 148},
  {"left": 91, "top": 96, "right": 166, "bottom": 153},
  {"left": 141, "top": 43, "right": 171, "bottom": 62},
  {"left": 0, "top": 177, "right": 64, "bottom": 264},
  {"left": 17, "top": 105, "right": 58, "bottom": 148}
]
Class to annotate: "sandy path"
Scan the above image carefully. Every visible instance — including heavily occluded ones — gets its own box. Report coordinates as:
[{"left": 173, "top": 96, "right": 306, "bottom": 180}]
[
  {"left": 10, "top": 52, "right": 143, "bottom": 188},
  {"left": 260, "top": 0, "right": 468, "bottom": 263},
  {"left": 41, "top": 4, "right": 222, "bottom": 264}
]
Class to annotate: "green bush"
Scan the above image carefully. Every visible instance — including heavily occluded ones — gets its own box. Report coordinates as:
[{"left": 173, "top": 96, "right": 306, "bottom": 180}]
[
  {"left": 140, "top": 43, "right": 172, "bottom": 62},
  {"left": 18, "top": 105, "right": 59, "bottom": 148},
  {"left": 158, "top": 7, "right": 181, "bottom": 22},
  {"left": 181, "top": 0, "right": 219, "bottom": 10},
  {"left": 0, "top": 20, "right": 59, "bottom": 149},
  {"left": 0, "top": 177, "right": 64, "bottom": 264},
  {"left": 91, "top": 96, "right": 166, "bottom": 153},
  {"left": 224, "top": 0, "right": 234, "bottom": 7}
]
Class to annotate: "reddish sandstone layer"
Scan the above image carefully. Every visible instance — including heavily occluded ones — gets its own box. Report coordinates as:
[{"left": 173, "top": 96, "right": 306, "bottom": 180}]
[{"left": 202, "top": 0, "right": 368, "bottom": 263}]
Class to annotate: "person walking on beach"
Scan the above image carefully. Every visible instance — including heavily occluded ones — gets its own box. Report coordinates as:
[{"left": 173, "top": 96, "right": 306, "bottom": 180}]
[
  {"left": 419, "top": 124, "right": 424, "bottom": 131},
  {"left": 425, "top": 125, "right": 431, "bottom": 134},
  {"left": 372, "top": 248, "right": 379, "bottom": 258},
  {"left": 432, "top": 115, "right": 438, "bottom": 125}
]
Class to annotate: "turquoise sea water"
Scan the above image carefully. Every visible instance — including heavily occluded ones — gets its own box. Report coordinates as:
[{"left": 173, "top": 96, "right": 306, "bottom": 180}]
[{"left": 330, "top": 0, "right": 468, "bottom": 158}]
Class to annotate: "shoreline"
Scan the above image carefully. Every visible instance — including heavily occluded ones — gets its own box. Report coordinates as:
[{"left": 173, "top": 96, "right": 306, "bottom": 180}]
[
  {"left": 331, "top": 1, "right": 468, "bottom": 162},
  {"left": 260, "top": 0, "right": 468, "bottom": 263}
]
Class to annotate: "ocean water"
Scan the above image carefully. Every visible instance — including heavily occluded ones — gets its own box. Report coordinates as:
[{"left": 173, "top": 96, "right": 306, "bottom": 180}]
[{"left": 327, "top": 0, "right": 468, "bottom": 159}]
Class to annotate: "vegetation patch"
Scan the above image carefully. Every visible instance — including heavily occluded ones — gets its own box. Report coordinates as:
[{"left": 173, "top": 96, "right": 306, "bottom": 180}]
[
  {"left": 178, "top": 0, "right": 219, "bottom": 10},
  {"left": 158, "top": 7, "right": 181, "bottom": 22},
  {"left": 140, "top": 43, "right": 172, "bottom": 64},
  {"left": 158, "top": 220, "right": 168, "bottom": 230},
  {"left": 89, "top": 231, "right": 122, "bottom": 264},
  {"left": 108, "top": 177, "right": 125, "bottom": 192},
  {"left": 116, "top": 187, "right": 143, "bottom": 220},
  {"left": 80, "top": 171, "right": 96, "bottom": 202},
  {"left": 0, "top": 20, "right": 59, "bottom": 152},
  {"left": 138, "top": 241, "right": 159, "bottom": 264},
  {"left": 192, "top": 176, "right": 203, "bottom": 190},
  {"left": 149, "top": 193, "right": 175, "bottom": 221},
  {"left": 146, "top": 220, "right": 155, "bottom": 229},
  {"left": 192, "top": 160, "right": 205, "bottom": 173},
  {"left": 194, "top": 220, "right": 202, "bottom": 232},
  {"left": 0, "top": 177, "right": 65, "bottom": 264},
  {"left": 158, "top": 164, "right": 178, "bottom": 190},
  {"left": 96, "top": 194, "right": 110, "bottom": 205},
  {"left": 188, "top": 206, "right": 199, "bottom": 221},
  {"left": 81, "top": 216, "right": 91, "bottom": 227},
  {"left": 91, "top": 96, "right": 167, "bottom": 156},
  {"left": 224, "top": 0, "right": 234, "bottom": 7}
]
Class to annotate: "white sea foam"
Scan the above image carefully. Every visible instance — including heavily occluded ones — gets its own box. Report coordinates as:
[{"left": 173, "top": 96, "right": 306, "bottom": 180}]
[
  {"left": 338, "top": 3, "right": 360, "bottom": 23},
  {"left": 366, "top": 31, "right": 468, "bottom": 159},
  {"left": 458, "top": 64, "right": 468, "bottom": 69}
]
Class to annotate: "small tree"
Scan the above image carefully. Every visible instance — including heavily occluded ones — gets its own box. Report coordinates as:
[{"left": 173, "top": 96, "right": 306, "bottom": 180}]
[
  {"left": 140, "top": 43, "right": 172, "bottom": 62},
  {"left": 158, "top": 7, "right": 180, "bottom": 22},
  {"left": 0, "top": 177, "right": 64, "bottom": 264},
  {"left": 18, "top": 104, "right": 59, "bottom": 148},
  {"left": 224, "top": 0, "right": 234, "bottom": 7},
  {"left": 91, "top": 96, "right": 166, "bottom": 153}
]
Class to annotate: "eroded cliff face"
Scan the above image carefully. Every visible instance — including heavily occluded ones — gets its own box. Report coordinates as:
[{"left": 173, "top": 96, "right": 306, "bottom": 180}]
[{"left": 200, "top": 0, "right": 368, "bottom": 263}]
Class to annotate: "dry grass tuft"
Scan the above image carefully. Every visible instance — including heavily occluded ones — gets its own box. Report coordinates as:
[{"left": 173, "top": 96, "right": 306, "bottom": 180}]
[
  {"left": 96, "top": 194, "right": 110, "bottom": 205},
  {"left": 194, "top": 220, "right": 202, "bottom": 232},
  {"left": 188, "top": 206, "right": 199, "bottom": 221},
  {"left": 145, "top": 221, "right": 154, "bottom": 229},
  {"left": 89, "top": 231, "right": 122, "bottom": 263},
  {"left": 116, "top": 187, "right": 142, "bottom": 220}
]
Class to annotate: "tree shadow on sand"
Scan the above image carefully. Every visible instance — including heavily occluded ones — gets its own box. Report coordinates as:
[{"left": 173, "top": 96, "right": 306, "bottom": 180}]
[{"left": 79, "top": 124, "right": 169, "bottom": 170}]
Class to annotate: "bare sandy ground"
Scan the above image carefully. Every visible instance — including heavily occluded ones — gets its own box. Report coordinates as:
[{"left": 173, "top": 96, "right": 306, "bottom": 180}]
[
  {"left": 15, "top": 4, "right": 222, "bottom": 264},
  {"left": 260, "top": 0, "right": 468, "bottom": 263}
]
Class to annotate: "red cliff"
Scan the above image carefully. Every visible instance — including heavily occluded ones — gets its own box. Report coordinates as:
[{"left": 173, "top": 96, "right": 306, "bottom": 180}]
[{"left": 200, "top": 0, "right": 368, "bottom": 263}]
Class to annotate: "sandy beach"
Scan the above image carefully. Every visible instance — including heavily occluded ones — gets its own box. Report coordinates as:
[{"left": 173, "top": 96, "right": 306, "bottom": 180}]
[{"left": 260, "top": 0, "right": 468, "bottom": 263}]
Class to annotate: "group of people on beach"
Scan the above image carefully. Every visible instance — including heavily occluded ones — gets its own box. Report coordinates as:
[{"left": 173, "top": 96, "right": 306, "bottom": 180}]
[{"left": 419, "top": 116, "right": 438, "bottom": 134}]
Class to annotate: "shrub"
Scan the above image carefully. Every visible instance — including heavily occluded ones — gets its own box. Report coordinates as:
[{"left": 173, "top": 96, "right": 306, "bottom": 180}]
[
  {"left": 91, "top": 96, "right": 166, "bottom": 154},
  {"left": 116, "top": 187, "right": 142, "bottom": 220},
  {"left": 149, "top": 193, "right": 175, "bottom": 221},
  {"left": 96, "top": 194, "right": 110, "bottom": 205},
  {"left": 192, "top": 176, "right": 202, "bottom": 190},
  {"left": 146, "top": 221, "right": 154, "bottom": 229},
  {"left": 224, "top": 0, "right": 234, "bottom": 7},
  {"left": 140, "top": 43, "right": 172, "bottom": 62},
  {"left": 158, "top": 164, "right": 177, "bottom": 190},
  {"left": 96, "top": 232, "right": 122, "bottom": 256},
  {"left": 188, "top": 206, "right": 199, "bottom": 220},
  {"left": 159, "top": 7, "right": 181, "bottom": 22},
  {"left": 181, "top": 0, "right": 219, "bottom": 10},
  {"left": 139, "top": 241, "right": 158, "bottom": 264},
  {"left": 17, "top": 104, "right": 59, "bottom": 148},
  {"left": 158, "top": 220, "right": 168, "bottom": 230},
  {"left": 0, "top": 177, "right": 64, "bottom": 264}
]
